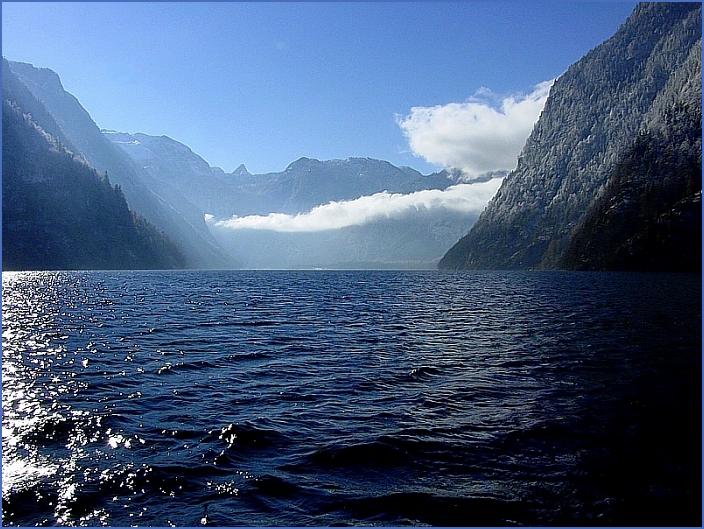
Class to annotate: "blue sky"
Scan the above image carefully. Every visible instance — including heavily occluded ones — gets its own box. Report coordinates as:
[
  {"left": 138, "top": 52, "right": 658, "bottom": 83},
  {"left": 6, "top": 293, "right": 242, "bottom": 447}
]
[{"left": 2, "top": 1, "right": 636, "bottom": 174}]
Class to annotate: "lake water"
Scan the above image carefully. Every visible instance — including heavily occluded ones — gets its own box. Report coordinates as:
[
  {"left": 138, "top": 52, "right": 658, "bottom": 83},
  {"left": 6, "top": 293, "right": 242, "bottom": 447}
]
[{"left": 2, "top": 270, "right": 701, "bottom": 526}]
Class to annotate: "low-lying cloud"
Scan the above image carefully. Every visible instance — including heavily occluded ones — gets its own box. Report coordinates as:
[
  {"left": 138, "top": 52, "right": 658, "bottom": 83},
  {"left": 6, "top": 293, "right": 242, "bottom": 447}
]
[
  {"left": 397, "top": 80, "right": 554, "bottom": 178},
  {"left": 207, "top": 179, "right": 503, "bottom": 233}
]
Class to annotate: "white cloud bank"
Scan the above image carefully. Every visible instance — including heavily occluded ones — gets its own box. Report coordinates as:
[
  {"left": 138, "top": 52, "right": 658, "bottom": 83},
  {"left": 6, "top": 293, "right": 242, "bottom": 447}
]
[
  {"left": 207, "top": 178, "right": 503, "bottom": 233},
  {"left": 397, "top": 80, "right": 554, "bottom": 178}
]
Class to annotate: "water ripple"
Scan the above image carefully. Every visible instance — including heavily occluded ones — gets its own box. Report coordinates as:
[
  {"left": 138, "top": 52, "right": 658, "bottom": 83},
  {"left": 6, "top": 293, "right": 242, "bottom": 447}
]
[{"left": 1, "top": 270, "right": 700, "bottom": 526}]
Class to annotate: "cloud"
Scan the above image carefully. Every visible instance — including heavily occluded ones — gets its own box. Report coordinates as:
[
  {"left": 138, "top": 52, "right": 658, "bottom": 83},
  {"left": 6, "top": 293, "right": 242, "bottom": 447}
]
[
  {"left": 397, "top": 80, "right": 554, "bottom": 178},
  {"left": 207, "top": 179, "right": 503, "bottom": 233}
]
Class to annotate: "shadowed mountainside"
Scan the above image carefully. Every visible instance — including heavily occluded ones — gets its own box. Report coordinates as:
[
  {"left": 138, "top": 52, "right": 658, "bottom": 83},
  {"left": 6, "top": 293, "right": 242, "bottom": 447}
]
[
  {"left": 439, "top": 3, "right": 701, "bottom": 271},
  {"left": 5, "top": 59, "right": 229, "bottom": 268},
  {"left": 2, "top": 99, "right": 184, "bottom": 270}
]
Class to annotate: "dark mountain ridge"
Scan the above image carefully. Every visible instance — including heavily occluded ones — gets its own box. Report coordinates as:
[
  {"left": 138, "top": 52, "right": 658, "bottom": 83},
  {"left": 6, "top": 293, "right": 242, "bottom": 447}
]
[{"left": 561, "top": 40, "right": 702, "bottom": 271}]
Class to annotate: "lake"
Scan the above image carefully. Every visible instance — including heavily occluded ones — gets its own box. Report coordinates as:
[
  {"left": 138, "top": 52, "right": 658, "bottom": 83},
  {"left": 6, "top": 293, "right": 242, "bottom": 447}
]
[{"left": 2, "top": 270, "right": 701, "bottom": 526}]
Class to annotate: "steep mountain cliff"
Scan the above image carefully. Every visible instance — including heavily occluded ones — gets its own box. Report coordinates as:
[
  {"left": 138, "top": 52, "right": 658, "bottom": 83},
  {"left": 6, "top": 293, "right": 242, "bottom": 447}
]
[
  {"left": 2, "top": 100, "right": 184, "bottom": 271},
  {"left": 561, "top": 41, "right": 702, "bottom": 271},
  {"left": 439, "top": 3, "right": 701, "bottom": 271},
  {"left": 4, "top": 59, "right": 229, "bottom": 268}
]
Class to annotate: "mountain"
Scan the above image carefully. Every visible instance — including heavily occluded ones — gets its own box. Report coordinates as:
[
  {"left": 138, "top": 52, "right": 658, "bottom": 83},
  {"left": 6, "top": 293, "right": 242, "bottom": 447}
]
[
  {"left": 3, "top": 58, "right": 489, "bottom": 271},
  {"left": 103, "top": 130, "right": 456, "bottom": 217},
  {"left": 101, "top": 130, "right": 240, "bottom": 219},
  {"left": 229, "top": 156, "right": 455, "bottom": 216},
  {"left": 439, "top": 3, "right": 701, "bottom": 271},
  {"left": 2, "top": 99, "right": 184, "bottom": 270},
  {"left": 103, "top": 131, "right": 474, "bottom": 268},
  {"left": 561, "top": 41, "right": 701, "bottom": 271},
  {"left": 5, "top": 60, "right": 229, "bottom": 268}
]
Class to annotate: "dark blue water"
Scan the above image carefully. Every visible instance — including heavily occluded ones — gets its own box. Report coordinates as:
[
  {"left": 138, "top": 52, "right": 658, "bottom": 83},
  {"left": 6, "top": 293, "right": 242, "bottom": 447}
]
[{"left": 2, "top": 270, "right": 701, "bottom": 526}]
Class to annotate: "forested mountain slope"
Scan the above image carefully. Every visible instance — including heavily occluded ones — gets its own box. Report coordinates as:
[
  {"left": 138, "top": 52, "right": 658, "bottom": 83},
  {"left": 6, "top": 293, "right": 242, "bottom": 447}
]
[
  {"left": 2, "top": 100, "right": 184, "bottom": 270},
  {"left": 5, "top": 59, "right": 228, "bottom": 268},
  {"left": 439, "top": 3, "right": 701, "bottom": 271},
  {"left": 561, "top": 41, "right": 702, "bottom": 271}
]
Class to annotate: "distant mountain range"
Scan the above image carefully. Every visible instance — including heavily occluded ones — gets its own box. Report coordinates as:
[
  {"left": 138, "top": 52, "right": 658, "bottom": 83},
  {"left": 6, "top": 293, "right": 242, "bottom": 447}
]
[
  {"left": 440, "top": 3, "right": 701, "bottom": 271},
  {"left": 100, "top": 130, "right": 475, "bottom": 268},
  {"left": 4, "top": 58, "right": 478, "bottom": 269},
  {"left": 102, "top": 130, "right": 457, "bottom": 217}
]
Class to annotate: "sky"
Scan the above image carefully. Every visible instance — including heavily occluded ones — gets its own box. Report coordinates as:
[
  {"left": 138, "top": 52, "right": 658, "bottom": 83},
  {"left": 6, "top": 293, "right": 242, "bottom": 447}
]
[{"left": 2, "top": 1, "right": 637, "bottom": 175}]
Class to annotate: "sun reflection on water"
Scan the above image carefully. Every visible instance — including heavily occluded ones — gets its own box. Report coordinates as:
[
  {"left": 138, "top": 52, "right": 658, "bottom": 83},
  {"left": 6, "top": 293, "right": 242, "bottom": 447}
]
[{"left": 2, "top": 272, "right": 114, "bottom": 526}]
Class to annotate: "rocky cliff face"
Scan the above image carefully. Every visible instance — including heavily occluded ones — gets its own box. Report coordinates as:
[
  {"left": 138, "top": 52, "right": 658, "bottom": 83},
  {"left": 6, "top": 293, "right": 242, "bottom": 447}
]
[
  {"left": 439, "top": 3, "right": 701, "bottom": 271},
  {"left": 561, "top": 40, "right": 701, "bottom": 271}
]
